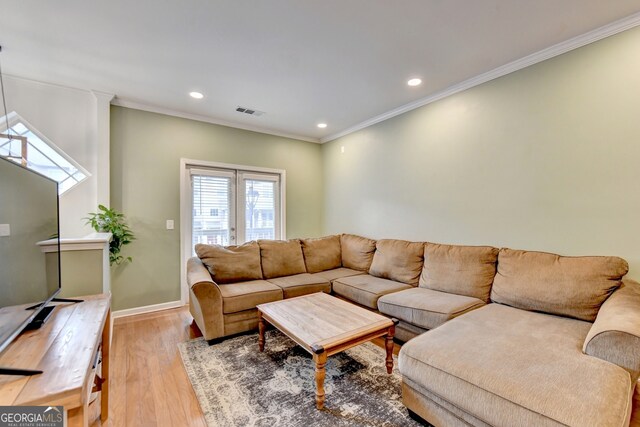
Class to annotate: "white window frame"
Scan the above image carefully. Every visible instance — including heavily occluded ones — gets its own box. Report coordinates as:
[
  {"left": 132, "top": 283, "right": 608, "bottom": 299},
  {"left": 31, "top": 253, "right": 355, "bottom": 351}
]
[
  {"left": 0, "top": 112, "right": 91, "bottom": 195},
  {"left": 179, "top": 158, "right": 286, "bottom": 304}
]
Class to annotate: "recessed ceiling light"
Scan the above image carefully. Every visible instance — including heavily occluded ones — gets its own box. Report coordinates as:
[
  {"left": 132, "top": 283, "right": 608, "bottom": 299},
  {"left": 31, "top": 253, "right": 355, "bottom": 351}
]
[
  {"left": 407, "top": 78, "right": 422, "bottom": 87},
  {"left": 317, "top": 123, "right": 327, "bottom": 129},
  {"left": 189, "top": 91, "right": 204, "bottom": 99}
]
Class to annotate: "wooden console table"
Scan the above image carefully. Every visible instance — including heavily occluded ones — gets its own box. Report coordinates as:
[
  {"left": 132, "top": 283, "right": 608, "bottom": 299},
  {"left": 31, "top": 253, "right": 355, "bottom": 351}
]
[{"left": 0, "top": 294, "right": 111, "bottom": 427}]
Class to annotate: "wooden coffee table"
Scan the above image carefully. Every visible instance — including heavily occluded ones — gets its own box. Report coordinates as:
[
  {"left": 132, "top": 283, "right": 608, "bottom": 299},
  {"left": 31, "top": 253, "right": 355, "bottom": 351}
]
[{"left": 257, "top": 292, "right": 397, "bottom": 409}]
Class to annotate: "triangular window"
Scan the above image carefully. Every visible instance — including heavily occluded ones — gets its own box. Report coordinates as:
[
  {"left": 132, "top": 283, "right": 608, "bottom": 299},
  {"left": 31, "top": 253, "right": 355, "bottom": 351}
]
[{"left": 0, "top": 112, "right": 90, "bottom": 195}]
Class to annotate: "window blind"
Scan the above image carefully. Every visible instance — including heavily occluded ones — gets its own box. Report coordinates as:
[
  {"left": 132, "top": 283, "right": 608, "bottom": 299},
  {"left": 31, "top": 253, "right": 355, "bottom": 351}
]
[{"left": 191, "top": 174, "right": 232, "bottom": 247}]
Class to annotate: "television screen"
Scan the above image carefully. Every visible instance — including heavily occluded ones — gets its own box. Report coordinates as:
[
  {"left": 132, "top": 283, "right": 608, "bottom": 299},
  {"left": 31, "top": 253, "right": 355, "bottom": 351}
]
[{"left": 0, "top": 156, "right": 60, "bottom": 354}]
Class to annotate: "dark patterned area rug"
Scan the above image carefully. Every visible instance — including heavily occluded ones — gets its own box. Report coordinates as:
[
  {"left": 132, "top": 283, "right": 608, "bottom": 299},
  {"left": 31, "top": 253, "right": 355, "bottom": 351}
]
[{"left": 178, "top": 329, "right": 422, "bottom": 426}]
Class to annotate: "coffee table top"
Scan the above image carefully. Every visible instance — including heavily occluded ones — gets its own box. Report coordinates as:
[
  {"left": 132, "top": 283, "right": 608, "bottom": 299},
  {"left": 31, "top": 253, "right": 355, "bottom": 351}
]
[{"left": 257, "top": 292, "right": 393, "bottom": 355}]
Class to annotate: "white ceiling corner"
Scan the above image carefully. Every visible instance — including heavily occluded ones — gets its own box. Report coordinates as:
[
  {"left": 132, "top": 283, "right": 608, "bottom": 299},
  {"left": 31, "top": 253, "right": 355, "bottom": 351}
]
[{"left": 321, "top": 10, "right": 640, "bottom": 143}]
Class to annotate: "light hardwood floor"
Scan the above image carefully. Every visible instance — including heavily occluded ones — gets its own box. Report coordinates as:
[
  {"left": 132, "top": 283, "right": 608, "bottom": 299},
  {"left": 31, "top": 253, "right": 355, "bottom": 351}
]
[
  {"left": 95, "top": 305, "right": 401, "bottom": 427},
  {"left": 95, "top": 306, "right": 206, "bottom": 427}
]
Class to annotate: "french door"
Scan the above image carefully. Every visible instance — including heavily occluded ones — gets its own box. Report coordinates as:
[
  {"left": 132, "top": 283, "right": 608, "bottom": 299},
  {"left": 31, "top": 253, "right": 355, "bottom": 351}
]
[
  {"left": 181, "top": 159, "right": 286, "bottom": 302},
  {"left": 189, "top": 167, "right": 282, "bottom": 249}
]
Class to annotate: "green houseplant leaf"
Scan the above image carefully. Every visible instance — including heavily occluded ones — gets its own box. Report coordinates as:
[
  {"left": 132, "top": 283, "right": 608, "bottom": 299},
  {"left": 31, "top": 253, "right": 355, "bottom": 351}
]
[{"left": 85, "top": 205, "right": 135, "bottom": 266}]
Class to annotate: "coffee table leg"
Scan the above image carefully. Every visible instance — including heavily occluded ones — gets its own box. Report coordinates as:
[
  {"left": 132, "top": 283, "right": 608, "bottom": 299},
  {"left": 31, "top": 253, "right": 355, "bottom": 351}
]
[
  {"left": 313, "top": 351, "right": 327, "bottom": 409},
  {"left": 385, "top": 320, "right": 397, "bottom": 374},
  {"left": 258, "top": 311, "right": 265, "bottom": 352}
]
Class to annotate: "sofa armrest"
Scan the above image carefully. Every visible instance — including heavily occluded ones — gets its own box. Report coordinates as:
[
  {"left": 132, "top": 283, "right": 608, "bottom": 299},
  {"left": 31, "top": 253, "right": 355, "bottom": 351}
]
[
  {"left": 583, "top": 279, "right": 640, "bottom": 382},
  {"left": 187, "top": 257, "right": 225, "bottom": 341}
]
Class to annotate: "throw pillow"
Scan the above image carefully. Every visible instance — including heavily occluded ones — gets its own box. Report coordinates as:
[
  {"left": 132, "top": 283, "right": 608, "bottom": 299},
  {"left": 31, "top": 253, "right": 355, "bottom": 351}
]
[
  {"left": 340, "top": 234, "right": 376, "bottom": 271},
  {"left": 195, "top": 241, "right": 262, "bottom": 284},
  {"left": 300, "top": 235, "right": 342, "bottom": 273},
  {"left": 421, "top": 243, "right": 499, "bottom": 302},
  {"left": 258, "top": 239, "right": 307, "bottom": 279},
  {"left": 369, "top": 239, "right": 424, "bottom": 285},
  {"left": 491, "top": 248, "right": 628, "bottom": 321}
]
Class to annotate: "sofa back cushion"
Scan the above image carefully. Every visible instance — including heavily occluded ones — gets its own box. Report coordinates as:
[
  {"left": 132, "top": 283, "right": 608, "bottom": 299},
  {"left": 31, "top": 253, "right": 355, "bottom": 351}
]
[
  {"left": 340, "top": 234, "right": 377, "bottom": 271},
  {"left": 369, "top": 239, "right": 424, "bottom": 285},
  {"left": 491, "top": 248, "right": 629, "bottom": 321},
  {"left": 258, "top": 239, "right": 307, "bottom": 279},
  {"left": 301, "top": 235, "right": 342, "bottom": 273},
  {"left": 420, "top": 243, "right": 498, "bottom": 302},
  {"left": 195, "top": 241, "right": 263, "bottom": 284}
]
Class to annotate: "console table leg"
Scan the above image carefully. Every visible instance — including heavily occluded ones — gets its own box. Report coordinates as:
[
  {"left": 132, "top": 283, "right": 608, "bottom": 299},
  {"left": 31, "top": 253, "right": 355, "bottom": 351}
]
[
  {"left": 101, "top": 308, "right": 111, "bottom": 422},
  {"left": 67, "top": 405, "right": 88, "bottom": 427},
  {"left": 385, "top": 323, "right": 396, "bottom": 374},
  {"left": 258, "top": 311, "right": 265, "bottom": 352},
  {"left": 313, "top": 352, "right": 327, "bottom": 409}
]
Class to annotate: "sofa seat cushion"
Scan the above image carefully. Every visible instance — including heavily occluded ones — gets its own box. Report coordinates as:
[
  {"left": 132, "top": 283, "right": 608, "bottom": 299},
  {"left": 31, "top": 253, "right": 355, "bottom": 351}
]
[
  {"left": 378, "top": 288, "right": 485, "bottom": 330},
  {"left": 332, "top": 274, "right": 411, "bottom": 309},
  {"left": 369, "top": 239, "right": 424, "bottom": 285},
  {"left": 309, "top": 267, "right": 364, "bottom": 282},
  {"left": 218, "top": 280, "right": 283, "bottom": 314},
  {"left": 399, "top": 304, "right": 634, "bottom": 427},
  {"left": 395, "top": 321, "right": 428, "bottom": 343},
  {"left": 267, "top": 273, "right": 331, "bottom": 298},
  {"left": 301, "top": 235, "right": 342, "bottom": 273}
]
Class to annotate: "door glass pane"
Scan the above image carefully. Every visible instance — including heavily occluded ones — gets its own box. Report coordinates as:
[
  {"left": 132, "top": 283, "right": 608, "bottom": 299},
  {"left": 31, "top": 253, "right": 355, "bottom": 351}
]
[
  {"left": 192, "top": 175, "right": 232, "bottom": 249},
  {"left": 245, "top": 179, "right": 276, "bottom": 241}
]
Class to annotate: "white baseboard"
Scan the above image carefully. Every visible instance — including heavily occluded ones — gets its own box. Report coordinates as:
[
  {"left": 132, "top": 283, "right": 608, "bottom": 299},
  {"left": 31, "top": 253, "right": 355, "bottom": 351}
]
[{"left": 112, "top": 300, "right": 184, "bottom": 319}]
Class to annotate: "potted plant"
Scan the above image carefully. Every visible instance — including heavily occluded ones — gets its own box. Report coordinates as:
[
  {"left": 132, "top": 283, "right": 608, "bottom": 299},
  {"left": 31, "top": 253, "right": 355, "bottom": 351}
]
[{"left": 85, "top": 205, "right": 135, "bottom": 266}]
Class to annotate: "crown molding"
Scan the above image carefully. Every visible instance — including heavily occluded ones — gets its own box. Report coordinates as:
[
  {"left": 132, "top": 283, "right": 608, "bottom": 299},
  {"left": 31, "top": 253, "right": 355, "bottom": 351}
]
[
  {"left": 3, "top": 73, "right": 94, "bottom": 95},
  {"left": 91, "top": 90, "right": 115, "bottom": 103},
  {"left": 4, "top": 74, "right": 319, "bottom": 143},
  {"left": 321, "top": 11, "right": 640, "bottom": 143},
  {"left": 111, "top": 98, "right": 320, "bottom": 144}
]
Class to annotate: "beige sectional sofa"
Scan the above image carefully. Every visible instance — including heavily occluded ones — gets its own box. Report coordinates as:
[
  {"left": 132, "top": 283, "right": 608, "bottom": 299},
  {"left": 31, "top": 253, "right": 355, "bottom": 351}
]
[{"left": 187, "top": 233, "right": 640, "bottom": 427}]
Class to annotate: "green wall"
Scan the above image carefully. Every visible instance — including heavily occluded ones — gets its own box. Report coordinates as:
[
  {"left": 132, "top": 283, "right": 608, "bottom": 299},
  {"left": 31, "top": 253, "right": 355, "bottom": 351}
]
[
  {"left": 110, "top": 107, "right": 323, "bottom": 310},
  {"left": 57, "top": 250, "right": 104, "bottom": 298},
  {"left": 322, "top": 26, "right": 640, "bottom": 279}
]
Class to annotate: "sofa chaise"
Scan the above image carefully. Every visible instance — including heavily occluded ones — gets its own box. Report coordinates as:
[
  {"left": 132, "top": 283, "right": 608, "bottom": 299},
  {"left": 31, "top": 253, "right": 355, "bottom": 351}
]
[{"left": 397, "top": 248, "right": 639, "bottom": 427}]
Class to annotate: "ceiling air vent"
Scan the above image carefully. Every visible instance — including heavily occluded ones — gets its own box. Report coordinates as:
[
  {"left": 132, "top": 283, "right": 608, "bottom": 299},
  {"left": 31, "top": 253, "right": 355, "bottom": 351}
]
[{"left": 236, "top": 106, "right": 265, "bottom": 117}]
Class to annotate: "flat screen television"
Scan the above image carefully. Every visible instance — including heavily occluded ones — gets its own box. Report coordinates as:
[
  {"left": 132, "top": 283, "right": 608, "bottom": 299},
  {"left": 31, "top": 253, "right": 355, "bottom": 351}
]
[{"left": 0, "top": 155, "right": 61, "bottom": 356}]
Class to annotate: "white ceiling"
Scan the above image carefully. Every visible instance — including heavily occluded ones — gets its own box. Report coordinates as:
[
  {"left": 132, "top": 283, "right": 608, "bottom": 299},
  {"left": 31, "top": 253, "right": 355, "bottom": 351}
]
[{"left": 1, "top": 1, "right": 640, "bottom": 143}]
